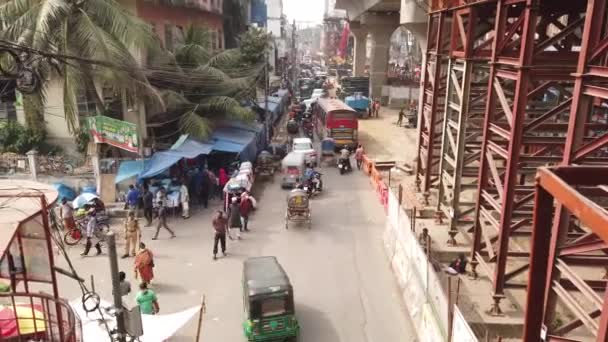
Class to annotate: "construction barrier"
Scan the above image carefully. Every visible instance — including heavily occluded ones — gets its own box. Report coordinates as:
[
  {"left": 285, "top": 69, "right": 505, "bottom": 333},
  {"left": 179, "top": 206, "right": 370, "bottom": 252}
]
[
  {"left": 361, "top": 153, "right": 477, "bottom": 342},
  {"left": 360, "top": 154, "right": 389, "bottom": 212}
]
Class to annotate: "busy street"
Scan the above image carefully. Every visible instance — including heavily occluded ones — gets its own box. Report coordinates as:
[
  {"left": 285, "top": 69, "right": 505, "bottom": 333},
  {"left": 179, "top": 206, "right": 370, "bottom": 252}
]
[{"left": 56, "top": 160, "right": 415, "bottom": 341}]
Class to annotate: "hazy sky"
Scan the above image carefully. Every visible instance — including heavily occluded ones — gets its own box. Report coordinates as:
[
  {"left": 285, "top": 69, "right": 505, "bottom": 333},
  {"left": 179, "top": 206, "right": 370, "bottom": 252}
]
[{"left": 283, "top": 0, "right": 325, "bottom": 26}]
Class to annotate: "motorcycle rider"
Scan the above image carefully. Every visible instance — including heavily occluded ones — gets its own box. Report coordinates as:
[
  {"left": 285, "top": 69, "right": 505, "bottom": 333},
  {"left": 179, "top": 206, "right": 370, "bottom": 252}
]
[{"left": 339, "top": 145, "right": 352, "bottom": 171}]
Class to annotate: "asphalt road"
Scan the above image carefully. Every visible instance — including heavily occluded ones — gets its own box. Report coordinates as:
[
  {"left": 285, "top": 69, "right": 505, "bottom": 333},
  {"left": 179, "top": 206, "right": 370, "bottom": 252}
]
[{"left": 57, "top": 162, "right": 416, "bottom": 341}]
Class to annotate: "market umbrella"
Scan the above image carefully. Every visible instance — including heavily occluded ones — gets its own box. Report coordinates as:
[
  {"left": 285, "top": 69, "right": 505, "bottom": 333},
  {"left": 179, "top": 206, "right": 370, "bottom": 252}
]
[
  {"left": 73, "top": 193, "right": 99, "bottom": 208},
  {"left": 0, "top": 304, "right": 46, "bottom": 337}
]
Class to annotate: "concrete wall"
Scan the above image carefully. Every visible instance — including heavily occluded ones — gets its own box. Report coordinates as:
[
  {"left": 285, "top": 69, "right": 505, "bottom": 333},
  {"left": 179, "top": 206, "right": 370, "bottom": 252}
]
[
  {"left": 381, "top": 85, "right": 420, "bottom": 107},
  {"left": 383, "top": 190, "right": 448, "bottom": 341}
]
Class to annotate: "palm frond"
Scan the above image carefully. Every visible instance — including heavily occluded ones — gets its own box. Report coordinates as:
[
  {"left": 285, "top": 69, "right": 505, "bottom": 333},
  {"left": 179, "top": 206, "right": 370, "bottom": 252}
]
[
  {"left": 62, "top": 63, "right": 84, "bottom": 133},
  {"left": 84, "top": 0, "right": 158, "bottom": 52},
  {"left": 159, "top": 89, "right": 190, "bottom": 110},
  {"left": 206, "top": 48, "right": 242, "bottom": 68},
  {"left": 73, "top": 10, "right": 139, "bottom": 66},
  {"left": 33, "top": 0, "right": 69, "bottom": 50},
  {"left": 179, "top": 106, "right": 213, "bottom": 139}
]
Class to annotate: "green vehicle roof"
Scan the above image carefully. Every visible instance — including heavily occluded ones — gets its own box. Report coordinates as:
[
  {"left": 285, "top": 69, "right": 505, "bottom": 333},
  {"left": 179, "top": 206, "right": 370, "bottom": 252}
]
[{"left": 244, "top": 256, "right": 292, "bottom": 297}]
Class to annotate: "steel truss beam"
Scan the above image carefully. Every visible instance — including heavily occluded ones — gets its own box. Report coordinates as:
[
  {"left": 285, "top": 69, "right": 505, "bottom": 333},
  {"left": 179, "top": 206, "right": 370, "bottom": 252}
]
[
  {"left": 467, "top": 0, "right": 588, "bottom": 315},
  {"left": 419, "top": 0, "right": 594, "bottom": 315},
  {"left": 415, "top": 12, "right": 450, "bottom": 202},
  {"left": 524, "top": 166, "right": 608, "bottom": 342},
  {"left": 436, "top": 5, "right": 494, "bottom": 244},
  {"left": 541, "top": 0, "right": 608, "bottom": 338}
]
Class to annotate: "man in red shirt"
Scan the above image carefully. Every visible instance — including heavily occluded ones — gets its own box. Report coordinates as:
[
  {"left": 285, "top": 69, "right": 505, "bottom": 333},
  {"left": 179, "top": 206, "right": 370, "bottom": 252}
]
[
  {"left": 212, "top": 210, "right": 228, "bottom": 260},
  {"left": 240, "top": 193, "right": 254, "bottom": 232}
]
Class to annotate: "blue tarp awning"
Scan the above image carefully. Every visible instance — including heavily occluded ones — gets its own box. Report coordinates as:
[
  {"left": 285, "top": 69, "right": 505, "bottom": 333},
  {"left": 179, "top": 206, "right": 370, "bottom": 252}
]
[
  {"left": 139, "top": 136, "right": 213, "bottom": 179},
  {"left": 139, "top": 153, "right": 182, "bottom": 179},
  {"left": 256, "top": 101, "right": 280, "bottom": 115},
  {"left": 211, "top": 127, "right": 258, "bottom": 162},
  {"left": 212, "top": 139, "right": 245, "bottom": 153},
  {"left": 116, "top": 160, "right": 150, "bottom": 184}
]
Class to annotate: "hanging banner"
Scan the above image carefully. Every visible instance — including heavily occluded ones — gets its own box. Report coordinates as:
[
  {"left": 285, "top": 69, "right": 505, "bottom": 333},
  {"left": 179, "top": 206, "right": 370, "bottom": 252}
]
[{"left": 88, "top": 115, "right": 139, "bottom": 153}]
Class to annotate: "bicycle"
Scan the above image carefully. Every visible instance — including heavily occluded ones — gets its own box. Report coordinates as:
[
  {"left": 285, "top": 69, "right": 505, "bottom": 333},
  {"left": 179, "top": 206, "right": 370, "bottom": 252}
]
[{"left": 63, "top": 217, "right": 110, "bottom": 246}]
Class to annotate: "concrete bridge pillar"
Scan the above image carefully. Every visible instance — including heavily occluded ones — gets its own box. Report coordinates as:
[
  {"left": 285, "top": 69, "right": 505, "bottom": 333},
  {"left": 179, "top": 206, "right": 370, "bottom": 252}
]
[
  {"left": 361, "top": 12, "right": 400, "bottom": 99},
  {"left": 350, "top": 21, "right": 368, "bottom": 77},
  {"left": 400, "top": 0, "right": 429, "bottom": 51}
]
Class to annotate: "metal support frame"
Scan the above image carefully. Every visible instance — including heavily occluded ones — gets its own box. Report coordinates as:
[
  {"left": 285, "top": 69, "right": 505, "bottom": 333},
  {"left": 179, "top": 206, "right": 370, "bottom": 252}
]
[
  {"left": 436, "top": 5, "right": 493, "bottom": 244},
  {"left": 423, "top": 0, "right": 597, "bottom": 315},
  {"left": 415, "top": 12, "right": 449, "bottom": 201},
  {"left": 468, "top": 0, "right": 586, "bottom": 314},
  {"left": 523, "top": 166, "right": 608, "bottom": 341}
]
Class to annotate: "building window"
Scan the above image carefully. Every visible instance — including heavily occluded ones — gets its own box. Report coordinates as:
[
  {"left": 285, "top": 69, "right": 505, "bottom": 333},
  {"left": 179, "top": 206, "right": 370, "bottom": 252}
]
[{"left": 77, "top": 87, "right": 97, "bottom": 120}]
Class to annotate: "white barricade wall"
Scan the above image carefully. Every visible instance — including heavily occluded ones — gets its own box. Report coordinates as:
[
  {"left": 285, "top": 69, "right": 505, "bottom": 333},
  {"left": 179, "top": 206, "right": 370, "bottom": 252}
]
[{"left": 383, "top": 190, "right": 468, "bottom": 341}]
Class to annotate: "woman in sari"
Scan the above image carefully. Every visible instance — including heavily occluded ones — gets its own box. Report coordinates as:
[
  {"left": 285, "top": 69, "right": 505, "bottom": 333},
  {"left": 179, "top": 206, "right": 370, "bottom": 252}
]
[
  {"left": 218, "top": 168, "right": 228, "bottom": 189},
  {"left": 134, "top": 242, "right": 154, "bottom": 284}
]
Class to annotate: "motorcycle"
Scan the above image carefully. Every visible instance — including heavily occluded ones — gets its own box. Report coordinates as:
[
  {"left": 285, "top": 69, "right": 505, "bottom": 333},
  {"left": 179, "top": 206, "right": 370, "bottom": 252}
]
[
  {"left": 337, "top": 158, "right": 352, "bottom": 175},
  {"left": 304, "top": 172, "right": 323, "bottom": 198}
]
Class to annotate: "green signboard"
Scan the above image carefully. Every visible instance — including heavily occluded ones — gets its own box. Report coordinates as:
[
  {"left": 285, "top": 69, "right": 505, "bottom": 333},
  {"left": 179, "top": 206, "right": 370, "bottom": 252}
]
[{"left": 88, "top": 115, "right": 139, "bottom": 153}]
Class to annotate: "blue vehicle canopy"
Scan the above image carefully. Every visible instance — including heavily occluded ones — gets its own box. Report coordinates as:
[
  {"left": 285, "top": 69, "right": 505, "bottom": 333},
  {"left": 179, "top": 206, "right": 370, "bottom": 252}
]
[{"left": 345, "top": 92, "right": 370, "bottom": 111}]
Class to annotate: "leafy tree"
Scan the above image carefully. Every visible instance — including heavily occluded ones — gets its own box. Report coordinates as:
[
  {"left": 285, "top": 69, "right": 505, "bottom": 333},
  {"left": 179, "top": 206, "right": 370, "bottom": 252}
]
[
  {"left": 0, "top": 0, "right": 160, "bottom": 134},
  {"left": 147, "top": 26, "right": 268, "bottom": 139},
  {"left": 238, "top": 28, "right": 272, "bottom": 66}
]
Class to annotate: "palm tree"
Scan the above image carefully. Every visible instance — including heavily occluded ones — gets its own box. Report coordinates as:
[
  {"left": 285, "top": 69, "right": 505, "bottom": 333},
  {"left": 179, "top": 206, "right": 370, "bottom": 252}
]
[
  {"left": 147, "top": 25, "right": 268, "bottom": 140},
  {"left": 0, "top": 0, "right": 160, "bottom": 133}
]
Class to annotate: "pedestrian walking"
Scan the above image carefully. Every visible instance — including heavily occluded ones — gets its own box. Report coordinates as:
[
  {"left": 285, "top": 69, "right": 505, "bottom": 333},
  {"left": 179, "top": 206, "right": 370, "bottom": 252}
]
[
  {"left": 199, "top": 169, "right": 210, "bottom": 209},
  {"left": 397, "top": 108, "right": 405, "bottom": 126},
  {"left": 227, "top": 197, "right": 242, "bottom": 240},
  {"left": 368, "top": 101, "right": 373, "bottom": 118},
  {"left": 152, "top": 201, "right": 176, "bottom": 240},
  {"left": 355, "top": 144, "right": 364, "bottom": 170},
  {"left": 81, "top": 209, "right": 102, "bottom": 256},
  {"left": 114, "top": 271, "right": 132, "bottom": 307},
  {"left": 155, "top": 187, "right": 166, "bottom": 208},
  {"left": 134, "top": 242, "right": 155, "bottom": 284},
  {"left": 374, "top": 98, "right": 381, "bottom": 118},
  {"left": 126, "top": 184, "right": 140, "bottom": 212},
  {"left": 122, "top": 211, "right": 141, "bottom": 258},
  {"left": 136, "top": 282, "right": 159, "bottom": 315},
  {"left": 212, "top": 210, "right": 228, "bottom": 260},
  {"left": 180, "top": 181, "right": 190, "bottom": 219},
  {"left": 208, "top": 169, "right": 217, "bottom": 200},
  {"left": 59, "top": 198, "right": 76, "bottom": 231},
  {"left": 142, "top": 186, "right": 153, "bottom": 226},
  {"left": 218, "top": 168, "right": 228, "bottom": 193},
  {"left": 240, "top": 192, "right": 253, "bottom": 232}
]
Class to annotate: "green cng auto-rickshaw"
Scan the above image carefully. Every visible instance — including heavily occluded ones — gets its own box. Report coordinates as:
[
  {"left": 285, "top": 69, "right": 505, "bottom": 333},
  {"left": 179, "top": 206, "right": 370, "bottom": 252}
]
[{"left": 243, "top": 256, "right": 299, "bottom": 341}]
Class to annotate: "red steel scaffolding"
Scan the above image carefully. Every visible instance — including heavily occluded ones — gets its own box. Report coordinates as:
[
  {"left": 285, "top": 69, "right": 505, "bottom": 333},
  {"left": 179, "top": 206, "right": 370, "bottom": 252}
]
[
  {"left": 524, "top": 167, "right": 608, "bottom": 341},
  {"left": 416, "top": 0, "right": 608, "bottom": 316}
]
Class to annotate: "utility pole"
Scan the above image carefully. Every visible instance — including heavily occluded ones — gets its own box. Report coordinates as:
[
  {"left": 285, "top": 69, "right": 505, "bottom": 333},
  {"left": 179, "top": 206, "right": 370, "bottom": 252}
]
[
  {"left": 108, "top": 232, "right": 127, "bottom": 342},
  {"left": 264, "top": 50, "right": 270, "bottom": 144},
  {"left": 291, "top": 20, "right": 297, "bottom": 91}
]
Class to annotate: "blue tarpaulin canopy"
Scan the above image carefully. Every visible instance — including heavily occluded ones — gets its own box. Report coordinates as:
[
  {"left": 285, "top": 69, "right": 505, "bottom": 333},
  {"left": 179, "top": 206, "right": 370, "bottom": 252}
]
[
  {"left": 116, "top": 160, "right": 149, "bottom": 184},
  {"left": 256, "top": 101, "right": 279, "bottom": 115},
  {"left": 139, "top": 136, "right": 213, "bottom": 179},
  {"left": 211, "top": 127, "right": 257, "bottom": 162},
  {"left": 345, "top": 95, "right": 370, "bottom": 111}
]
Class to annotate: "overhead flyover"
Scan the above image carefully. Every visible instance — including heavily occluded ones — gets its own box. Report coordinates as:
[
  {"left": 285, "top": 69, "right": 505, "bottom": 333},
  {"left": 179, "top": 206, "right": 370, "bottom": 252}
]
[{"left": 335, "top": 0, "right": 428, "bottom": 98}]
